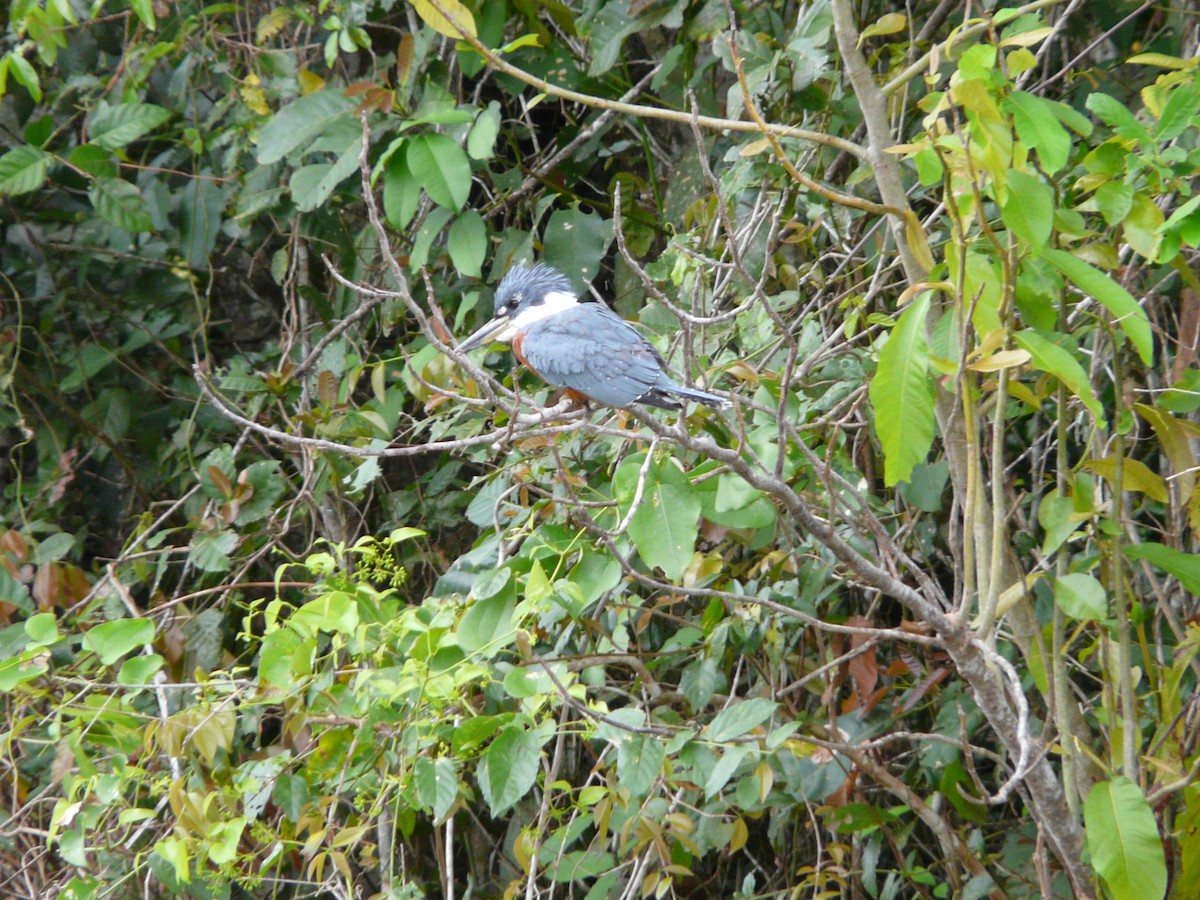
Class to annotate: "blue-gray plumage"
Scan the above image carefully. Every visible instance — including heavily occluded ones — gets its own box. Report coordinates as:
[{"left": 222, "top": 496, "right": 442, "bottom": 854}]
[{"left": 457, "top": 263, "right": 728, "bottom": 410}]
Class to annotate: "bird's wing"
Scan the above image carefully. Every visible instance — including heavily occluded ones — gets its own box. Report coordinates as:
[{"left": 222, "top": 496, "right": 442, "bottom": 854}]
[{"left": 517, "top": 304, "right": 670, "bottom": 408}]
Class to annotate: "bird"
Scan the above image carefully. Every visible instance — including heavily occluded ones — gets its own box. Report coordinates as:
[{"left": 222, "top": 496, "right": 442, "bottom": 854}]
[{"left": 457, "top": 263, "right": 730, "bottom": 410}]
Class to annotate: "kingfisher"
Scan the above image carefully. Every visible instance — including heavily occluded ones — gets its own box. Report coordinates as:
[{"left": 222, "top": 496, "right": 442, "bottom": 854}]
[{"left": 457, "top": 263, "right": 729, "bottom": 410}]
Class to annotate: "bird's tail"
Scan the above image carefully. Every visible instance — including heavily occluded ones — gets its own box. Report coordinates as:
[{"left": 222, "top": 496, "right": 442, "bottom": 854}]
[{"left": 654, "top": 383, "right": 731, "bottom": 410}]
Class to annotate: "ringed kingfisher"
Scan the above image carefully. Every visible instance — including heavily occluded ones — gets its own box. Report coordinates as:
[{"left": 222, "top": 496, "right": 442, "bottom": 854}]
[{"left": 457, "top": 263, "right": 729, "bottom": 410}]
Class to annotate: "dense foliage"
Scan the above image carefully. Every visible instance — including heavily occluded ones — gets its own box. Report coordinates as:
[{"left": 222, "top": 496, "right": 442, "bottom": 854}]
[{"left": 3, "top": 0, "right": 1200, "bottom": 897}]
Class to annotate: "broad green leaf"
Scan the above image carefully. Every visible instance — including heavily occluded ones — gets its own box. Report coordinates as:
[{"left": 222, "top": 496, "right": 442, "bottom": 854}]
[
  {"left": 870, "top": 291, "right": 934, "bottom": 486},
  {"left": 1155, "top": 83, "right": 1200, "bottom": 141},
  {"left": 1086, "top": 93, "right": 1149, "bottom": 140},
  {"left": 617, "top": 734, "right": 665, "bottom": 796},
  {"left": 1123, "top": 193, "right": 1164, "bottom": 261},
  {"left": 615, "top": 457, "right": 700, "bottom": 582},
  {"left": 1039, "top": 248, "right": 1153, "bottom": 365},
  {"left": 118, "top": 654, "right": 164, "bottom": 686},
  {"left": 1095, "top": 181, "right": 1134, "bottom": 227},
  {"left": 406, "top": 133, "right": 471, "bottom": 211},
  {"left": 6, "top": 51, "right": 42, "bottom": 101},
  {"left": 448, "top": 210, "right": 486, "bottom": 278},
  {"left": 89, "top": 102, "right": 170, "bottom": 150},
  {"left": 1001, "top": 170, "right": 1053, "bottom": 246},
  {"left": 414, "top": 757, "right": 458, "bottom": 823},
  {"left": 383, "top": 151, "right": 420, "bottom": 229},
  {"left": 549, "top": 850, "right": 616, "bottom": 883},
  {"left": 290, "top": 136, "right": 361, "bottom": 212},
  {"left": 1053, "top": 573, "right": 1106, "bottom": 620},
  {"left": 0, "top": 651, "right": 47, "bottom": 692},
  {"left": 129, "top": 0, "right": 156, "bottom": 30},
  {"left": 179, "top": 176, "right": 225, "bottom": 269},
  {"left": 89, "top": 178, "right": 154, "bottom": 232},
  {"left": 411, "top": 0, "right": 477, "bottom": 38},
  {"left": 258, "top": 628, "right": 303, "bottom": 687},
  {"left": 188, "top": 527, "right": 237, "bottom": 572},
  {"left": 1038, "top": 489, "right": 1077, "bottom": 556},
  {"left": 478, "top": 726, "right": 541, "bottom": 816},
  {"left": 1085, "top": 777, "right": 1167, "bottom": 900},
  {"left": 25, "top": 613, "right": 58, "bottom": 645},
  {"left": 290, "top": 591, "right": 359, "bottom": 636},
  {"left": 255, "top": 90, "right": 355, "bottom": 164},
  {"left": 1124, "top": 543, "right": 1200, "bottom": 595},
  {"left": 459, "top": 590, "right": 516, "bottom": 657},
  {"left": 1014, "top": 330, "right": 1105, "bottom": 424},
  {"left": 67, "top": 143, "right": 117, "bottom": 179},
  {"left": 704, "top": 745, "right": 751, "bottom": 798},
  {"left": 83, "top": 618, "right": 155, "bottom": 665},
  {"left": 706, "top": 697, "right": 778, "bottom": 742},
  {"left": 1006, "top": 90, "right": 1070, "bottom": 171},
  {"left": 467, "top": 102, "right": 500, "bottom": 160},
  {"left": 409, "top": 206, "right": 452, "bottom": 271},
  {"left": 542, "top": 206, "right": 612, "bottom": 290},
  {"left": 0, "top": 145, "right": 50, "bottom": 195}
]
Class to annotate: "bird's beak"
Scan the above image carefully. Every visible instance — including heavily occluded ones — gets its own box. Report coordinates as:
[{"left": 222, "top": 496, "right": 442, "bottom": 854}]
[{"left": 457, "top": 314, "right": 510, "bottom": 353}]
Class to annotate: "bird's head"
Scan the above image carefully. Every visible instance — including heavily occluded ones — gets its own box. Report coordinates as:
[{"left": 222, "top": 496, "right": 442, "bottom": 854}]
[{"left": 458, "top": 263, "right": 579, "bottom": 352}]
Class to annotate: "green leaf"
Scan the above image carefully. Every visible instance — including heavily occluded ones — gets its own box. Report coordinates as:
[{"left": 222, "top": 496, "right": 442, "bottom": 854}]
[
  {"left": 1122, "top": 193, "right": 1164, "bottom": 261},
  {"left": 128, "top": 0, "right": 157, "bottom": 30},
  {"left": 1086, "top": 93, "right": 1149, "bottom": 140},
  {"left": 1085, "top": 777, "right": 1167, "bottom": 900},
  {"left": 870, "top": 291, "right": 934, "bottom": 486},
  {"left": 290, "top": 591, "right": 359, "bottom": 636},
  {"left": 448, "top": 210, "right": 486, "bottom": 278},
  {"left": 89, "top": 102, "right": 170, "bottom": 150},
  {"left": 1053, "top": 573, "right": 1106, "bottom": 621},
  {"left": 1124, "top": 543, "right": 1200, "bottom": 595},
  {"left": 414, "top": 757, "right": 458, "bottom": 823},
  {"left": 1095, "top": 181, "right": 1134, "bottom": 227},
  {"left": 6, "top": 51, "right": 41, "bottom": 102},
  {"left": 615, "top": 457, "right": 700, "bottom": 581},
  {"left": 1014, "top": 330, "right": 1105, "bottom": 424},
  {"left": 118, "top": 654, "right": 164, "bottom": 686},
  {"left": 83, "top": 618, "right": 156, "bottom": 666},
  {"left": 25, "top": 613, "right": 58, "bottom": 646},
  {"left": 1000, "top": 169, "right": 1053, "bottom": 247},
  {"left": 478, "top": 726, "right": 541, "bottom": 816},
  {"left": 67, "top": 143, "right": 117, "bottom": 179},
  {"left": 468, "top": 102, "right": 501, "bottom": 160},
  {"left": 1155, "top": 83, "right": 1200, "bottom": 141},
  {"left": 542, "top": 206, "right": 612, "bottom": 291},
  {"left": 187, "top": 527, "right": 238, "bottom": 573},
  {"left": 617, "top": 734, "right": 665, "bottom": 796},
  {"left": 1039, "top": 248, "right": 1153, "bottom": 365},
  {"left": 179, "top": 176, "right": 225, "bottom": 269},
  {"left": 1006, "top": 90, "right": 1070, "bottom": 172},
  {"left": 255, "top": 90, "right": 356, "bottom": 164},
  {"left": 409, "top": 206, "right": 452, "bottom": 271},
  {"left": 704, "top": 745, "right": 751, "bottom": 798},
  {"left": 258, "top": 628, "right": 302, "bottom": 688},
  {"left": 1038, "top": 489, "right": 1077, "bottom": 556},
  {"left": 383, "top": 150, "right": 420, "bottom": 230},
  {"left": 406, "top": 133, "right": 471, "bottom": 211},
  {"left": 459, "top": 590, "right": 517, "bottom": 658},
  {"left": 706, "top": 697, "right": 778, "bottom": 742},
  {"left": 89, "top": 178, "right": 154, "bottom": 232},
  {"left": 0, "top": 145, "right": 49, "bottom": 195}
]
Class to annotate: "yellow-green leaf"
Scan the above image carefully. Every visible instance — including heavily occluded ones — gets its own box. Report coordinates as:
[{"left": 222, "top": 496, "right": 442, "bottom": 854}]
[
  {"left": 858, "top": 12, "right": 906, "bottom": 45},
  {"left": 1083, "top": 456, "right": 1168, "bottom": 503},
  {"left": 410, "top": 0, "right": 477, "bottom": 39}
]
